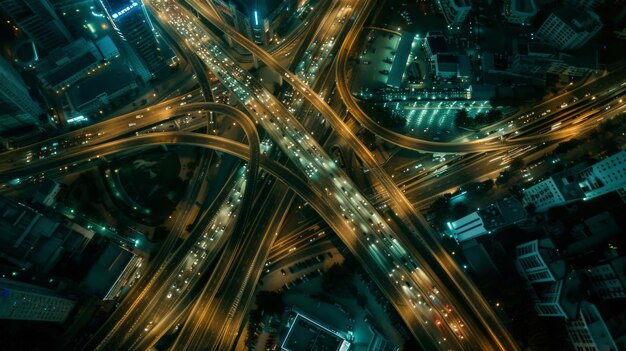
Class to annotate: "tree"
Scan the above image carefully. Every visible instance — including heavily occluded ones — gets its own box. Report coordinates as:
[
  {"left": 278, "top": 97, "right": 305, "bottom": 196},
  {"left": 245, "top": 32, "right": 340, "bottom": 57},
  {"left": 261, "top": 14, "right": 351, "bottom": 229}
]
[
  {"left": 509, "top": 157, "right": 525, "bottom": 172},
  {"left": 496, "top": 170, "right": 512, "bottom": 185},
  {"left": 322, "top": 264, "right": 355, "bottom": 296},
  {"left": 485, "top": 108, "right": 503, "bottom": 123},
  {"left": 454, "top": 109, "right": 469, "bottom": 127},
  {"left": 256, "top": 291, "right": 284, "bottom": 316}
]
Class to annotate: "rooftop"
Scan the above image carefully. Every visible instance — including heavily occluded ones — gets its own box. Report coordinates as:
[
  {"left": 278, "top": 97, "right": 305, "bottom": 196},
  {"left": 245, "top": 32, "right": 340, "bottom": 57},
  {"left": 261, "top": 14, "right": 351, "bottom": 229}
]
[
  {"left": 425, "top": 35, "right": 448, "bottom": 56},
  {"left": 281, "top": 310, "right": 350, "bottom": 351},
  {"left": 513, "top": 0, "right": 536, "bottom": 13},
  {"left": 67, "top": 63, "right": 136, "bottom": 106},
  {"left": 387, "top": 32, "right": 415, "bottom": 88},
  {"left": 552, "top": 6, "right": 602, "bottom": 33}
]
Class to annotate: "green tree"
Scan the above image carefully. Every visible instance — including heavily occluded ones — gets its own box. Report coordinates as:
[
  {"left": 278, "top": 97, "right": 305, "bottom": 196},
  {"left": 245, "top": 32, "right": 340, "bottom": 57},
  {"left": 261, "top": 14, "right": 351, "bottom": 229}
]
[
  {"left": 256, "top": 291, "right": 284, "bottom": 316},
  {"left": 454, "top": 109, "right": 469, "bottom": 127}
]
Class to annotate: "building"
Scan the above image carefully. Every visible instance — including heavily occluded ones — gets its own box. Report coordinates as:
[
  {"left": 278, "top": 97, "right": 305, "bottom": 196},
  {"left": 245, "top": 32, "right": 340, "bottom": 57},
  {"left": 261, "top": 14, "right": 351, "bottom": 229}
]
[
  {"left": 213, "top": 0, "right": 297, "bottom": 46},
  {"left": 0, "top": 277, "right": 75, "bottom": 322},
  {"left": 516, "top": 238, "right": 566, "bottom": 283},
  {"left": 435, "top": 0, "right": 472, "bottom": 27},
  {"left": 35, "top": 38, "right": 105, "bottom": 92},
  {"left": 434, "top": 53, "right": 459, "bottom": 78},
  {"left": 577, "top": 151, "right": 626, "bottom": 200},
  {"left": 583, "top": 256, "right": 626, "bottom": 300},
  {"left": 0, "top": 196, "right": 90, "bottom": 272},
  {"left": 448, "top": 197, "right": 527, "bottom": 242},
  {"left": 95, "top": 35, "right": 120, "bottom": 60},
  {"left": 0, "top": 56, "right": 44, "bottom": 135},
  {"left": 511, "top": 40, "right": 600, "bottom": 80},
  {"left": 423, "top": 32, "right": 448, "bottom": 60},
  {"left": 281, "top": 309, "right": 352, "bottom": 351},
  {"left": 516, "top": 238, "right": 583, "bottom": 318},
  {"left": 100, "top": 0, "right": 165, "bottom": 81},
  {"left": 32, "top": 178, "right": 63, "bottom": 208},
  {"left": 67, "top": 63, "right": 138, "bottom": 117},
  {"left": 80, "top": 241, "right": 140, "bottom": 299},
  {"left": 567, "top": 301, "right": 618, "bottom": 350},
  {"left": 503, "top": 0, "right": 538, "bottom": 25},
  {"left": 524, "top": 151, "right": 626, "bottom": 211},
  {"left": 0, "top": 0, "right": 72, "bottom": 52},
  {"left": 357, "top": 86, "right": 470, "bottom": 102},
  {"left": 536, "top": 6, "right": 602, "bottom": 50},
  {"left": 522, "top": 167, "right": 587, "bottom": 212},
  {"left": 530, "top": 274, "right": 582, "bottom": 318},
  {"left": 387, "top": 32, "right": 416, "bottom": 88},
  {"left": 565, "top": 0, "right": 605, "bottom": 9}
]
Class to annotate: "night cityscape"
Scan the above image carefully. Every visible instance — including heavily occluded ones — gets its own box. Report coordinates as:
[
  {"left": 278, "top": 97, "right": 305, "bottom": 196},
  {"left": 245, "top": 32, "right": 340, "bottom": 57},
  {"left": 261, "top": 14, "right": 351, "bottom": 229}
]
[{"left": 0, "top": 0, "right": 625, "bottom": 350}]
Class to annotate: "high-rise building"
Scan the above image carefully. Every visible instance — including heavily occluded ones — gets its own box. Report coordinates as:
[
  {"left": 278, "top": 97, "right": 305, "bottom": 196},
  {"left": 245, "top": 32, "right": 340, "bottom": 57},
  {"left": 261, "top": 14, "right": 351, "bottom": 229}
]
[
  {"left": 583, "top": 256, "right": 626, "bottom": 300},
  {"left": 536, "top": 6, "right": 602, "bottom": 50},
  {"left": 567, "top": 301, "right": 618, "bottom": 350},
  {"left": 503, "top": 0, "right": 538, "bottom": 25},
  {"left": 0, "top": 196, "right": 90, "bottom": 272},
  {"left": 523, "top": 151, "right": 626, "bottom": 211},
  {"left": 0, "top": 0, "right": 72, "bottom": 53},
  {"left": 565, "top": 0, "right": 605, "bottom": 10},
  {"left": 213, "top": 0, "right": 297, "bottom": 46},
  {"left": 447, "top": 197, "right": 526, "bottom": 242},
  {"left": 0, "top": 56, "right": 44, "bottom": 134},
  {"left": 516, "top": 238, "right": 566, "bottom": 283},
  {"left": 435, "top": 0, "right": 472, "bottom": 27},
  {"left": 99, "top": 0, "right": 165, "bottom": 81},
  {"left": 0, "top": 278, "right": 76, "bottom": 322},
  {"left": 577, "top": 151, "right": 626, "bottom": 200},
  {"left": 516, "top": 238, "right": 583, "bottom": 319}
]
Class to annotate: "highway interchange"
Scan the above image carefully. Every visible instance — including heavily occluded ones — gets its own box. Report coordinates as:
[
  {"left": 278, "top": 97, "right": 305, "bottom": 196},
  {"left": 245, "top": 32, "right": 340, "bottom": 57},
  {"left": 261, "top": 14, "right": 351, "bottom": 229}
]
[{"left": 2, "top": 0, "right": 626, "bottom": 350}]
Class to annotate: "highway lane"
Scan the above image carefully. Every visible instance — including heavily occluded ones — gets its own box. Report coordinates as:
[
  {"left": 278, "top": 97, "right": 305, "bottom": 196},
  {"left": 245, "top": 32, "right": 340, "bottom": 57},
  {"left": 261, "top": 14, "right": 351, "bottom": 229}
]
[
  {"left": 334, "top": 2, "right": 626, "bottom": 154},
  {"left": 168, "top": 3, "right": 359, "bottom": 346},
  {"left": 169, "top": 184, "right": 295, "bottom": 351},
  {"left": 24, "top": 101, "right": 257, "bottom": 350},
  {"left": 170, "top": 1, "right": 520, "bottom": 348},
  {"left": 1, "top": 126, "right": 451, "bottom": 349},
  {"left": 94, "top": 100, "right": 261, "bottom": 350},
  {"left": 149, "top": 2, "right": 476, "bottom": 348}
]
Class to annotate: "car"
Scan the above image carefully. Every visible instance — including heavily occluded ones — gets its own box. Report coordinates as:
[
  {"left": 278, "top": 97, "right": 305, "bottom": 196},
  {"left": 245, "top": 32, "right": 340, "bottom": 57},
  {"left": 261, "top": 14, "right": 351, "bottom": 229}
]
[
  {"left": 281, "top": 269, "right": 286, "bottom": 276},
  {"left": 128, "top": 122, "right": 136, "bottom": 127}
]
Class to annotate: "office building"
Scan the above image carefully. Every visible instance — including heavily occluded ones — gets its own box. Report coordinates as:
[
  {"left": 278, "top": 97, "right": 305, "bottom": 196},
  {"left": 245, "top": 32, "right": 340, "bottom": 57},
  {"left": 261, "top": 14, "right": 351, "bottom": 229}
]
[
  {"left": 583, "top": 256, "right": 626, "bottom": 300},
  {"left": 0, "top": 56, "right": 44, "bottom": 135},
  {"left": 387, "top": 32, "right": 415, "bottom": 88},
  {"left": 35, "top": 38, "right": 105, "bottom": 92},
  {"left": 213, "top": 0, "right": 298, "bottom": 46},
  {"left": 536, "top": 6, "right": 602, "bottom": 50},
  {"left": 423, "top": 32, "right": 449, "bottom": 60},
  {"left": 67, "top": 63, "right": 138, "bottom": 117},
  {"left": 100, "top": 0, "right": 165, "bottom": 81},
  {"left": 516, "top": 238, "right": 583, "bottom": 318},
  {"left": 524, "top": 151, "right": 626, "bottom": 211},
  {"left": 531, "top": 275, "right": 581, "bottom": 318},
  {"left": 577, "top": 151, "right": 626, "bottom": 200},
  {"left": 565, "top": 0, "right": 605, "bottom": 9},
  {"left": 522, "top": 175, "right": 584, "bottom": 212},
  {"left": 448, "top": 197, "right": 526, "bottom": 242},
  {"left": 503, "top": 0, "right": 538, "bottom": 25},
  {"left": 567, "top": 301, "right": 618, "bottom": 350},
  {"left": 32, "top": 178, "right": 64, "bottom": 208},
  {"left": 511, "top": 40, "right": 600, "bottom": 80},
  {"left": 0, "top": 196, "right": 90, "bottom": 272},
  {"left": 281, "top": 309, "right": 352, "bottom": 351},
  {"left": 0, "top": 277, "right": 75, "bottom": 322},
  {"left": 435, "top": 0, "right": 472, "bottom": 27},
  {"left": 516, "top": 238, "right": 566, "bottom": 283},
  {"left": 0, "top": 0, "right": 72, "bottom": 53}
]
